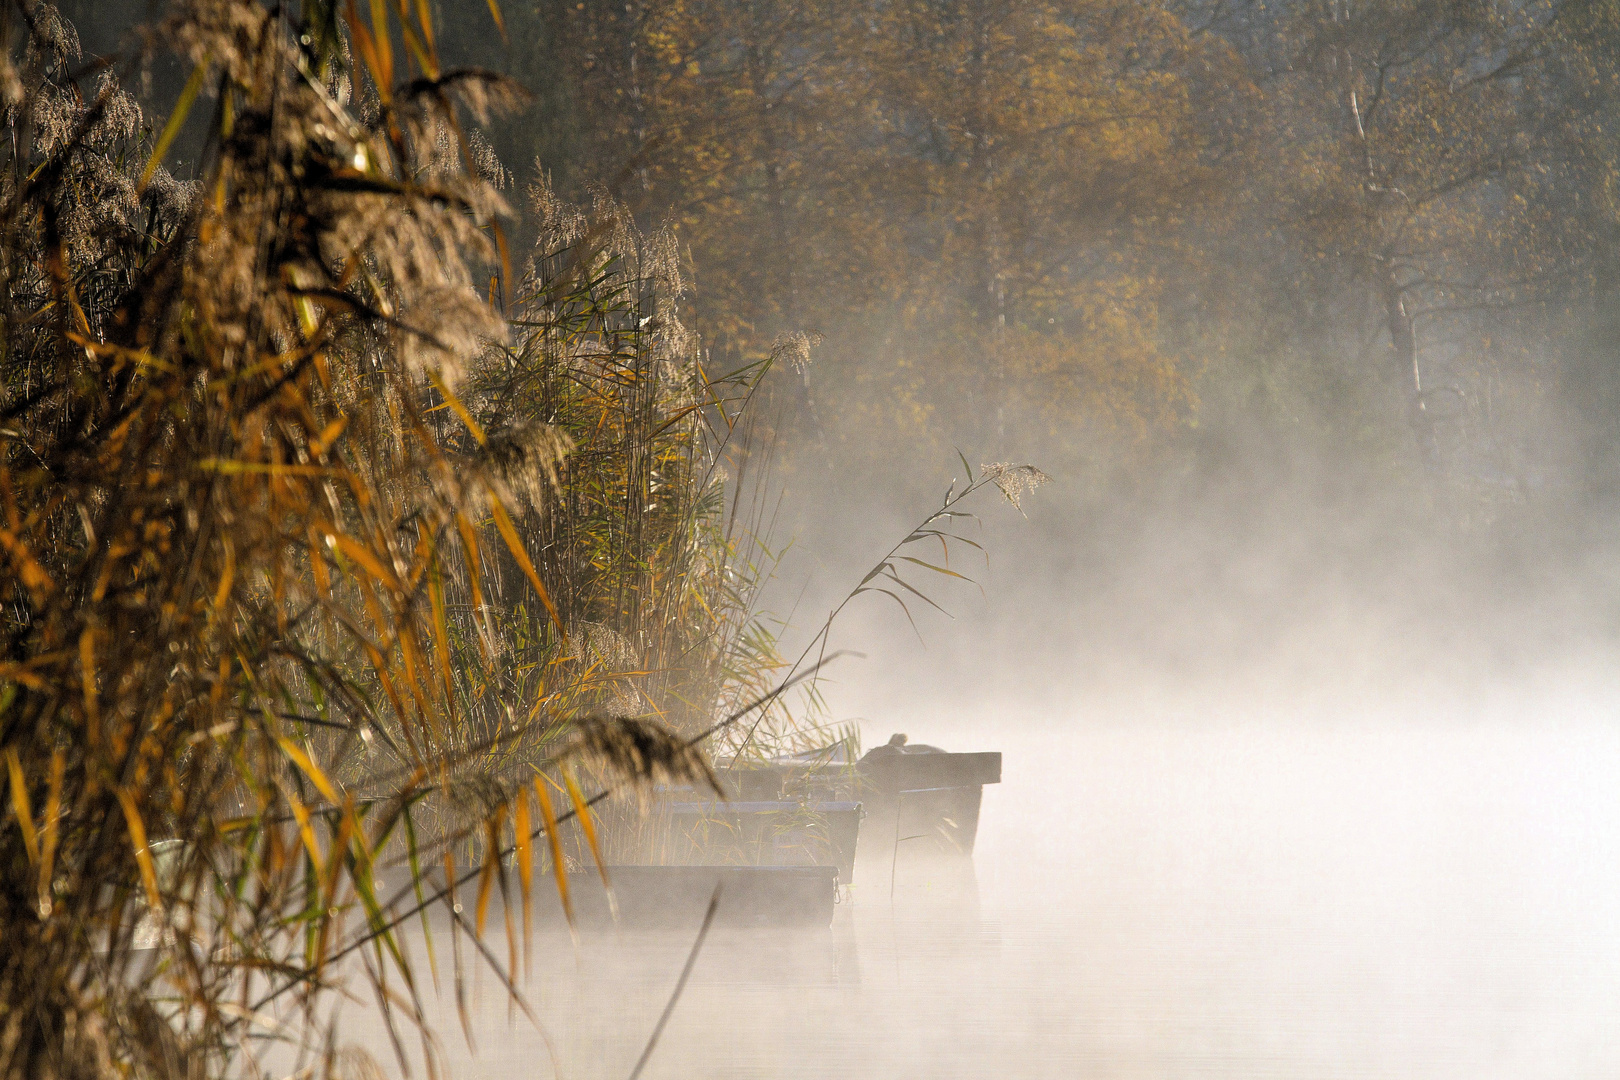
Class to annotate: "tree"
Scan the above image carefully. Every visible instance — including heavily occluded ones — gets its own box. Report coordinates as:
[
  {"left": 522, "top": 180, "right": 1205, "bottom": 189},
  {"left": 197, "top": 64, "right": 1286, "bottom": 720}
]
[{"left": 1196, "top": 0, "right": 1620, "bottom": 492}]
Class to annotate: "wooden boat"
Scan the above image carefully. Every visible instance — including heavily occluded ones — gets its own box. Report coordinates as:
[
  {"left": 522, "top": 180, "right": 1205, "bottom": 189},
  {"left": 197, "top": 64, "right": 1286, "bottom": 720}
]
[
  {"left": 662, "top": 799, "right": 863, "bottom": 883},
  {"left": 533, "top": 865, "right": 839, "bottom": 929},
  {"left": 855, "top": 742, "right": 1001, "bottom": 861},
  {"left": 716, "top": 734, "right": 1002, "bottom": 884}
]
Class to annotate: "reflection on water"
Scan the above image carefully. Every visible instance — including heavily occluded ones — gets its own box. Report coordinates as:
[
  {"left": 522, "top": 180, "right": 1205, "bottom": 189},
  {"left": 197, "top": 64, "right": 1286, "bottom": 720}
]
[{"left": 305, "top": 705, "right": 1620, "bottom": 1079}]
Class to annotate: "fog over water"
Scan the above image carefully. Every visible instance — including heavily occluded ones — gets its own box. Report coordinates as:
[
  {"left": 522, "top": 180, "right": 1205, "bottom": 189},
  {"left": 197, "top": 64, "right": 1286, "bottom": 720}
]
[
  {"left": 305, "top": 460, "right": 1620, "bottom": 1080},
  {"left": 328, "top": 687, "right": 1620, "bottom": 1079}
]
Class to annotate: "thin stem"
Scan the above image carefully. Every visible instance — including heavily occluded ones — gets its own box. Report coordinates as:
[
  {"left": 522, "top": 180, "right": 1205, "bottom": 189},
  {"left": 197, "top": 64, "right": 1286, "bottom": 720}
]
[{"left": 625, "top": 883, "right": 721, "bottom": 1080}]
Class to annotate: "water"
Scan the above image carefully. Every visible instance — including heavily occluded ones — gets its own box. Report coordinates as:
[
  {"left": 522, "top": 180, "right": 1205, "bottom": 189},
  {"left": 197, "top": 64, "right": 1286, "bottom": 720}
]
[{"left": 290, "top": 691, "right": 1620, "bottom": 1079}]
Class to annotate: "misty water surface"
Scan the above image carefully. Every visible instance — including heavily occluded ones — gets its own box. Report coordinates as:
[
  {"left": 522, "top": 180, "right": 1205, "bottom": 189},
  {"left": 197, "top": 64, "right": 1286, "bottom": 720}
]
[{"left": 303, "top": 674, "right": 1620, "bottom": 1080}]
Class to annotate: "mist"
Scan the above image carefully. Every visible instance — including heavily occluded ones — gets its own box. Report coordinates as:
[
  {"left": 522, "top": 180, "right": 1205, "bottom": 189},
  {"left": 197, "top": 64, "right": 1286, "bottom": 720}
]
[{"left": 403, "top": 446, "right": 1620, "bottom": 1077}]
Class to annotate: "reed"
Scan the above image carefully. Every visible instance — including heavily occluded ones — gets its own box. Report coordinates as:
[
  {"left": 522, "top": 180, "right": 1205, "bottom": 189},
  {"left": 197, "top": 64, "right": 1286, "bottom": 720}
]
[
  {"left": 0, "top": 2, "right": 764, "bottom": 1075},
  {"left": 0, "top": 3, "right": 1042, "bottom": 1077}
]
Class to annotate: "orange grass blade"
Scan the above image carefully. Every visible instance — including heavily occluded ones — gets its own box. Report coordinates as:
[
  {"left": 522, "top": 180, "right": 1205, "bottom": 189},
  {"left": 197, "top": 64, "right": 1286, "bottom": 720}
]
[
  {"left": 213, "top": 538, "right": 236, "bottom": 613},
  {"left": 284, "top": 790, "right": 325, "bottom": 874},
  {"left": 307, "top": 527, "right": 331, "bottom": 596},
  {"left": 114, "top": 788, "right": 163, "bottom": 911},
  {"left": 0, "top": 527, "right": 55, "bottom": 600},
  {"left": 427, "top": 560, "right": 455, "bottom": 702},
  {"left": 427, "top": 371, "right": 486, "bottom": 445},
  {"left": 474, "top": 810, "right": 502, "bottom": 937},
  {"left": 328, "top": 532, "right": 401, "bottom": 590},
  {"left": 38, "top": 750, "right": 63, "bottom": 916},
  {"left": 276, "top": 736, "right": 342, "bottom": 804},
  {"left": 453, "top": 512, "right": 490, "bottom": 661},
  {"left": 78, "top": 628, "right": 98, "bottom": 738},
  {"left": 563, "top": 767, "right": 612, "bottom": 895},
  {"left": 531, "top": 777, "right": 572, "bottom": 926},
  {"left": 5, "top": 748, "right": 39, "bottom": 865},
  {"left": 414, "top": 0, "right": 438, "bottom": 56},
  {"left": 513, "top": 790, "right": 533, "bottom": 970},
  {"left": 352, "top": 0, "right": 394, "bottom": 99},
  {"left": 395, "top": 11, "right": 436, "bottom": 79},
  {"left": 490, "top": 499, "right": 565, "bottom": 639}
]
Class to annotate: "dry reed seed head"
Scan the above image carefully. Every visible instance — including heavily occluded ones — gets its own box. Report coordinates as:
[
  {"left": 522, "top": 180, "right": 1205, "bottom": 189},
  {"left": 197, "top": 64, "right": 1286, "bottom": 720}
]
[
  {"left": 771, "top": 330, "right": 820, "bottom": 374},
  {"left": 144, "top": 167, "right": 198, "bottom": 222},
  {"left": 429, "top": 71, "right": 529, "bottom": 129},
  {"left": 528, "top": 170, "right": 587, "bottom": 248},
  {"left": 0, "top": 1, "right": 564, "bottom": 1071},
  {"left": 22, "top": 85, "right": 78, "bottom": 157},
  {"left": 980, "top": 462, "right": 1053, "bottom": 510},
  {"left": 421, "top": 122, "right": 464, "bottom": 179},
  {"left": 479, "top": 420, "right": 574, "bottom": 513},
  {"left": 587, "top": 183, "right": 639, "bottom": 264},
  {"left": 393, "top": 284, "right": 507, "bottom": 384},
  {"left": 644, "top": 226, "right": 685, "bottom": 298},
  {"left": 464, "top": 129, "right": 511, "bottom": 191},
  {"left": 0, "top": 54, "right": 22, "bottom": 112},
  {"left": 333, "top": 1046, "right": 389, "bottom": 1080},
  {"left": 566, "top": 714, "right": 721, "bottom": 797},
  {"left": 154, "top": 5, "right": 512, "bottom": 379},
  {"left": 441, "top": 772, "right": 517, "bottom": 826},
  {"left": 21, "top": 3, "right": 80, "bottom": 69},
  {"left": 91, "top": 72, "right": 143, "bottom": 144},
  {"left": 573, "top": 624, "right": 649, "bottom": 718},
  {"left": 161, "top": 0, "right": 269, "bottom": 85},
  {"left": 578, "top": 623, "right": 635, "bottom": 670}
]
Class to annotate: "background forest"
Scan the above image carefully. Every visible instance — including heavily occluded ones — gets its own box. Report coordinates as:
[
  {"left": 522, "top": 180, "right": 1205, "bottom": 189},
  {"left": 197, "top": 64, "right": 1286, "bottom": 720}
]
[
  {"left": 450, "top": 0, "right": 1620, "bottom": 494},
  {"left": 63, "top": 0, "right": 1620, "bottom": 493}
]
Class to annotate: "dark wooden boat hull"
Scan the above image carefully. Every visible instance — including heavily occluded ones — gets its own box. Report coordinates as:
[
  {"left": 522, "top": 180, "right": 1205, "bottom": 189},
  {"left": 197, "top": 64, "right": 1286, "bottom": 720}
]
[
  {"left": 663, "top": 800, "right": 863, "bottom": 883},
  {"left": 533, "top": 865, "right": 839, "bottom": 929}
]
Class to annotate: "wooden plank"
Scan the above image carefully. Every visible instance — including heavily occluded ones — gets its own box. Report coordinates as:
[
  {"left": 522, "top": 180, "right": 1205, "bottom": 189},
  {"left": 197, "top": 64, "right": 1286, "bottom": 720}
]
[
  {"left": 664, "top": 801, "right": 863, "bottom": 883},
  {"left": 533, "top": 865, "right": 838, "bottom": 929},
  {"left": 857, "top": 751, "right": 1001, "bottom": 793}
]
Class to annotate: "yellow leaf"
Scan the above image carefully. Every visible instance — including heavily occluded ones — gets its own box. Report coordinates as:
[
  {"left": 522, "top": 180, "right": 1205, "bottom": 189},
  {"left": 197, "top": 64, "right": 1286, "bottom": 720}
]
[
  {"left": 327, "top": 532, "right": 400, "bottom": 591},
  {"left": 213, "top": 538, "right": 235, "bottom": 614},
  {"left": 563, "top": 768, "right": 611, "bottom": 896},
  {"left": 307, "top": 528, "right": 331, "bottom": 597},
  {"left": 5, "top": 748, "right": 39, "bottom": 865},
  {"left": 513, "top": 790, "right": 533, "bottom": 968},
  {"left": 285, "top": 789, "right": 325, "bottom": 874},
  {"left": 474, "top": 810, "right": 502, "bottom": 937},
  {"left": 532, "top": 777, "right": 571, "bottom": 925},
  {"left": 427, "top": 370, "right": 486, "bottom": 445},
  {"left": 114, "top": 788, "right": 163, "bottom": 911},
  {"left": 195, "top": 459, "right": 337, "bottom": 477},
  {"left": 276, "top": 736, "right": 341, "bottom": 804},
  {"left": 0, "top": 529, "right": 55, "bottom": 600},
  {"left": 309, "top": 415, "right": 349, "bottom": 458},
  {"left": 141, "top": 57, "right": 209, "bottom": 188},
  {"left": 428, "top": 560, "right": 455, "bottom": 702},
  {"left": 78, "top": 629, "right": 98, "bottom": 736},
  {"left": 490, "top": 499, "right": 566, "bottom": 640},
  {"left": 454, "top": 512, "right": 490, "bottom": 661}
]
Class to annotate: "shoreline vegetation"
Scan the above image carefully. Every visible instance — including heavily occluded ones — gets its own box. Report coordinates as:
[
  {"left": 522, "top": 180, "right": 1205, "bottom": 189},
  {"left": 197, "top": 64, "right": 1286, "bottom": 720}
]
[{"left": 0, "top": 4, "right": 1041, "bottom": 1076}]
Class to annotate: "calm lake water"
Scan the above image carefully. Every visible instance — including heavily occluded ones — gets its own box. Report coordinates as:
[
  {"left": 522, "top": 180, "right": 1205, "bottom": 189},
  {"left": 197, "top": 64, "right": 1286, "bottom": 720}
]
[{"left": 294, "top": 689, "right": 1620, "bottom": 1079}]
